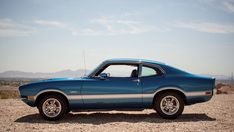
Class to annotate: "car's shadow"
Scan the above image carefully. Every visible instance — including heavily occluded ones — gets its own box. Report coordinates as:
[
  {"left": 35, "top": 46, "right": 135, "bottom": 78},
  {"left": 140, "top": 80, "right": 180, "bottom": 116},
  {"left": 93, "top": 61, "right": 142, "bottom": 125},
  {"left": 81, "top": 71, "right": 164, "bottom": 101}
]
[{"left": 15, "top": 112, "right": 216, "bottom": 124}]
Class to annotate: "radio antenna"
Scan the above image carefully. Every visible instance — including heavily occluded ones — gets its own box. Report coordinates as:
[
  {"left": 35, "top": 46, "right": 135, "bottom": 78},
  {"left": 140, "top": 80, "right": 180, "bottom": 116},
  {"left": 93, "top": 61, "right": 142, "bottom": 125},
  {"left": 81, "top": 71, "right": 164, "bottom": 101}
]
[
  {"left": 83, "top": 50, "right": 87, "bottom": 76},
  {"left": 231, "top": 72, "right": 233, "bottom": 86}
]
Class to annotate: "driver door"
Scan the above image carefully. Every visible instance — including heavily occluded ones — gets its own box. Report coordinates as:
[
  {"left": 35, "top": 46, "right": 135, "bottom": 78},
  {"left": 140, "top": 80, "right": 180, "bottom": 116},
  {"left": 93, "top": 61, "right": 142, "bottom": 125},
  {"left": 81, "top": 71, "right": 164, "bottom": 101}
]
[{"left": 81, "top": 64, "right": 143, "bottom": 109}]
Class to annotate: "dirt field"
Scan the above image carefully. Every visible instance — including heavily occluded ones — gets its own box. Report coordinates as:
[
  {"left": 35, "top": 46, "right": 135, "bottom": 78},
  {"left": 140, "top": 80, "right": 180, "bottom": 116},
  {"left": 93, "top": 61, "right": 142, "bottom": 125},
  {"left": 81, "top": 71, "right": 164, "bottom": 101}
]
[{"left": 0, "top": 94, "right": 234, "bottom": 132}]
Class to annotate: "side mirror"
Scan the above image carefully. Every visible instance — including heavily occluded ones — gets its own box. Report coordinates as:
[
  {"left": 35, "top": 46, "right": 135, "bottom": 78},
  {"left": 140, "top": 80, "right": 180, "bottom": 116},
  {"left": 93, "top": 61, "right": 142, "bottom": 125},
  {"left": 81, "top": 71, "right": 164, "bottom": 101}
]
[{"left": 99, "top": 73, "right": 110, "bottom": 79}]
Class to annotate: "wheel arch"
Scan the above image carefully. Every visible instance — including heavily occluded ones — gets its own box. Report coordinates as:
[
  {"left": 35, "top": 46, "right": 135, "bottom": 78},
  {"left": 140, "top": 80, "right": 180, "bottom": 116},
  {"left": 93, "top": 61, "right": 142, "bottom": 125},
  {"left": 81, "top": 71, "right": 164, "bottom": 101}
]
[
  {"left": 152, "top": 87, "right": 187, "bottom": 106},
  {"left": 35, "top": 89, "right": 70, "bottom": 109}
]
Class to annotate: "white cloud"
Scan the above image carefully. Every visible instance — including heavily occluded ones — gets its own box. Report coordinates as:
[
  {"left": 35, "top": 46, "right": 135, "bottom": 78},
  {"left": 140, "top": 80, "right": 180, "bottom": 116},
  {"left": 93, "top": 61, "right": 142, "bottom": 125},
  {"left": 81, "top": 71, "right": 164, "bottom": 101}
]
[
  {"left": 34, "top": 20, "right": 66, "bottom": 28},
  {"left": 175, "top": 21, "right": 234, "bottom": 33},
  {"left": 72, "top": 16, "right": 154, "bottom": 36},
  {"left": 223, "top": 0, "right": 234, "bottom": 13},
  {"left": 0, "top": 19, "right": 35, "bottom": 37}
]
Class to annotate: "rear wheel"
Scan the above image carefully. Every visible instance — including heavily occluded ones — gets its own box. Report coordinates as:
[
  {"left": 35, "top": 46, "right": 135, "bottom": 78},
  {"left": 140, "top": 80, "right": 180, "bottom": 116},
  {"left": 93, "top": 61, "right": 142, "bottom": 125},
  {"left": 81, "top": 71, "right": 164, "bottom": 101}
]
[
  {"left": 154, "top": 92, "right": 184, "bottom": 119},
  {"left": 38, "top": 94, "right": 67, "bottom": 121}
]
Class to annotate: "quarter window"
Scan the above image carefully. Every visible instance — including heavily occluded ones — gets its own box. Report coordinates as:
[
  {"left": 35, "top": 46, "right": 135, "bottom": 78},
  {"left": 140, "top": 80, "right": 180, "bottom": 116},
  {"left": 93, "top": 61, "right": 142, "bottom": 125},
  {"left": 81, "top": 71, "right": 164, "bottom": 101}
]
[{"left": 141, "top": 66, "right": 162, "bottom": 77}]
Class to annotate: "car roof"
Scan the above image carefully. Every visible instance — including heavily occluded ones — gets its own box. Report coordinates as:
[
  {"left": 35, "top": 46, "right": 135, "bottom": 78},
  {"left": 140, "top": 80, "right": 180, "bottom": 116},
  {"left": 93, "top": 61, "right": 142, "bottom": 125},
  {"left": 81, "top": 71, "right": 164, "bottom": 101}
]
[
  {"left": 103, "top": 58, "right": 165, "bottom": 65},
  {"left": 88, "top": 58, "right": 167, "bottom": 77}
]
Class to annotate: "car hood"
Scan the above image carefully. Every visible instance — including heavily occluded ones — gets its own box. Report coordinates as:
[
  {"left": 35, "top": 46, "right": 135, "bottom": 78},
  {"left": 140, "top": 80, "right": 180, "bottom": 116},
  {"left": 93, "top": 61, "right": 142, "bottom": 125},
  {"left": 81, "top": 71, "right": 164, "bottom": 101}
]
[
  {"left": 33, "top": 77, "right": 94, "bottom": 83},
  {"left": 18, "top": 77, "right": 90, "bottom": 97},
  {"left": 35, "top": 77, "right": 80, "bottom": 83},
  {"left": 19, "top": 77, "right": 90, "bottom": 88}
]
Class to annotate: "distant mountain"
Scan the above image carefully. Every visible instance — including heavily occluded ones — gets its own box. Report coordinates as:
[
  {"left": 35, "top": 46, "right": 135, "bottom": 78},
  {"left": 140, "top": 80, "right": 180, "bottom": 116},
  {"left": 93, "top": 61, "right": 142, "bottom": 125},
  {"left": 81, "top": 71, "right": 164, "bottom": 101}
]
[{"left": 0, "top": 69, "right": 90, "bottom": 78}]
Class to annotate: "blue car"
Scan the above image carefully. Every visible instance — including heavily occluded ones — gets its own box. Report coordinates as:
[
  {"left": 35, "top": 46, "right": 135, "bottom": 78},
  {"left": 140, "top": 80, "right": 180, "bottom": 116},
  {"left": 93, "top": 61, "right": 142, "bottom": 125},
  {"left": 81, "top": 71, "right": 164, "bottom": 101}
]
[{"left": 19, "top": 59, "right": 215, "bottom": 120}]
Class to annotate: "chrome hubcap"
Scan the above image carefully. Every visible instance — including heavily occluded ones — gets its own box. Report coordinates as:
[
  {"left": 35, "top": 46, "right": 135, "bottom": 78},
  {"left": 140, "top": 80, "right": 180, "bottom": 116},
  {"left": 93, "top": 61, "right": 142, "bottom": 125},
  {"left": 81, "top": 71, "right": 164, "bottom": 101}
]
[
  {"left": 42, "top": 98, "right": 61, "bottom": 118},
  {"left": 160, "top": 96, "right": 180, "bottom": 115}
]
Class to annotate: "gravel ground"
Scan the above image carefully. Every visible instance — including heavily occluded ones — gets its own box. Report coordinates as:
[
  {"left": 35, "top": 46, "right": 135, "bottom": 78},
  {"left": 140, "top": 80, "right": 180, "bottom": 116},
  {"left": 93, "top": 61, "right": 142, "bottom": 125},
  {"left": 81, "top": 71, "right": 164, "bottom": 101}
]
[{"left": 0, "top": 94, "right": 234, "bottom": 132}]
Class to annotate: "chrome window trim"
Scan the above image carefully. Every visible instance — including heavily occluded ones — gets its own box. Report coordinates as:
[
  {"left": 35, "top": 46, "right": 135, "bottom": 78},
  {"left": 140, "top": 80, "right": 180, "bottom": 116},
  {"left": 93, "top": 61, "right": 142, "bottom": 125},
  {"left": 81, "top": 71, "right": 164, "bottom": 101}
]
[
  {"left": 91, "top": 62, "right": 141, "bottom": 78},
  {"left": 141, "top": 62, "right": 166, "bottom": 75},
  {"left": 139, "top": 63, "right": 165, "bottom": 77},
  {"left": 89, "top": 61, "right": 166, "bottom": 78}
]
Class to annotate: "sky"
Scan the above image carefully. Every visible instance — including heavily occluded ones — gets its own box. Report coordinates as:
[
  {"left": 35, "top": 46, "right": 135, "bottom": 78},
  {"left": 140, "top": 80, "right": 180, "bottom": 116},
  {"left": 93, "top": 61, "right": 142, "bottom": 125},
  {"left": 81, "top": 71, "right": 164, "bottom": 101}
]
[{"left": 0, "top": 0, "right": 233, "bottom": 76}]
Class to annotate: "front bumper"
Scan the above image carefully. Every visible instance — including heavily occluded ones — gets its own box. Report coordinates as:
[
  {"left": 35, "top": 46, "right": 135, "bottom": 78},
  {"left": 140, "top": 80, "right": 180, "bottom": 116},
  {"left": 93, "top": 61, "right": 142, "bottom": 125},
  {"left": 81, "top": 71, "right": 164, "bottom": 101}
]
[{"left": 20, "top": 95, "right": 36, "bottom": 107}]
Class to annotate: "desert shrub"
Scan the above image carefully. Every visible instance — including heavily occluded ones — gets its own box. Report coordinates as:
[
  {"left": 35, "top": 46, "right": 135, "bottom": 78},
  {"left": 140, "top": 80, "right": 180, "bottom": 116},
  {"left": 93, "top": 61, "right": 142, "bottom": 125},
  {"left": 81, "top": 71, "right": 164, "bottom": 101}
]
[
  {"left": 216, "top": 83, "right": 227, "bottom": 89},
  {"left": 0, "top": 78, "right": 41, "bottom": 87},
  {"left": 216, "top": 83, "right": 234, "bottom": 94},
  {"left": 0, "top": 91, "right": 19, "bottom": 99}
]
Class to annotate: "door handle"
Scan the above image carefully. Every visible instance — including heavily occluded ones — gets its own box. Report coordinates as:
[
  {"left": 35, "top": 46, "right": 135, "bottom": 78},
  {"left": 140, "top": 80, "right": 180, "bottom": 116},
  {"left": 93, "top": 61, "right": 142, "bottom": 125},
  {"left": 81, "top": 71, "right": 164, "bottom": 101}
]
[{"left": 133, "top": 79, "right": 140, "bottom": 83}]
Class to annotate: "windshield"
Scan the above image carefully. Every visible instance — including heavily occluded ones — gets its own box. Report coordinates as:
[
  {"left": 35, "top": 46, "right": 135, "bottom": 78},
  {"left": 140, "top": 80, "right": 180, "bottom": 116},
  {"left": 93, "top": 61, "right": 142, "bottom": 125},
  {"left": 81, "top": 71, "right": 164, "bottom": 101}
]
[{"left": 87, "top": 62, "right": 104, "bottom": 77}]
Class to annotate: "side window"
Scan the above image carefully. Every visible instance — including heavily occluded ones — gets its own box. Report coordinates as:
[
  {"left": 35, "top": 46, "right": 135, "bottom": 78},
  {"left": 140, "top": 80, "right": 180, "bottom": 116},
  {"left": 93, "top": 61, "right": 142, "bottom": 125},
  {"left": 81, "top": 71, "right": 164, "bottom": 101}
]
[
  {"left": 100, "top": 64, "right": 138, "bottom": 77},
  {"left": 141, "top": 66, "right": 162, "bottom": 77}
]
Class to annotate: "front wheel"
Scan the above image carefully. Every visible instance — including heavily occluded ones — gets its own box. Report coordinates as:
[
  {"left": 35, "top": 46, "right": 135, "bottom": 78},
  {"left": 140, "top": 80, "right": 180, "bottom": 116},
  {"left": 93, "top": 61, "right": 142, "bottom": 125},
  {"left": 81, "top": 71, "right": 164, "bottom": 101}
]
[
  {"left": 38, "top": 94, "right": 67, "bottom": 121},
  {"left": 154, "top": 92, "right": 184, "bottom": 119}
]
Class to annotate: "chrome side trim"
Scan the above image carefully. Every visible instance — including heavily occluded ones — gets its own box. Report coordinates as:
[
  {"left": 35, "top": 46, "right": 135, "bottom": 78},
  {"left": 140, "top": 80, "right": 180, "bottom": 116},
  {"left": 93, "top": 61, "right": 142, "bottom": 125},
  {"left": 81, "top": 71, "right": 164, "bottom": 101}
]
[
  {"left": 82, "top": 94, "right": 141, "bottom": 99},
  {"left": 144, "top": 87, "right": 212, "bottom": 98},
  {"left": 68, "top": 95, "right": 82, "bottom": 100},
  {"left": 185, "top": 91, "right": 211, "bottom": 96},
  {"left": 143, "top": 87, "right": 186, "bottom": 98},
  {"left": 67, "top": 94, "right": 142, "bottom": 100},
  {"left": 34, "top": 88, "right": 212, "bottom": 101},
  {"left": 34, "top": 89, "right": 69, "bottom": 101},
  {"left": 66, "top": 91, "right": 212, "bottom": 100}
]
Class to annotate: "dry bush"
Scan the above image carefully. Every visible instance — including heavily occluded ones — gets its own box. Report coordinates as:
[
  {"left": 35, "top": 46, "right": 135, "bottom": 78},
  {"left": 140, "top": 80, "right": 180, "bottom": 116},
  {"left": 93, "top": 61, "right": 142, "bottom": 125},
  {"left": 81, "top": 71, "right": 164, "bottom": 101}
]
[
  {"left": 0, "top": 90, "right": 19, "bottom": 99},
  {"left": 216, "top": 83, "right": 234, "bottom": 94}
]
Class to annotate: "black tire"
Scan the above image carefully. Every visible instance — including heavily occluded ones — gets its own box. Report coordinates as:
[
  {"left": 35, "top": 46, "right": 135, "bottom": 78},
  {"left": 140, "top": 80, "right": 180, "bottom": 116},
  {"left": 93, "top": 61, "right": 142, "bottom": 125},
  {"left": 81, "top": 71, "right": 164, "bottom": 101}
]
[
  {"left": 38, "top": 94, "right": 67, "bottom": 121},
  {"left": 154, "top": 91, "right": 184, "bottom": 119},
  {"left": 66, "top": 109, "right": 71, "bottom": 114}
]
